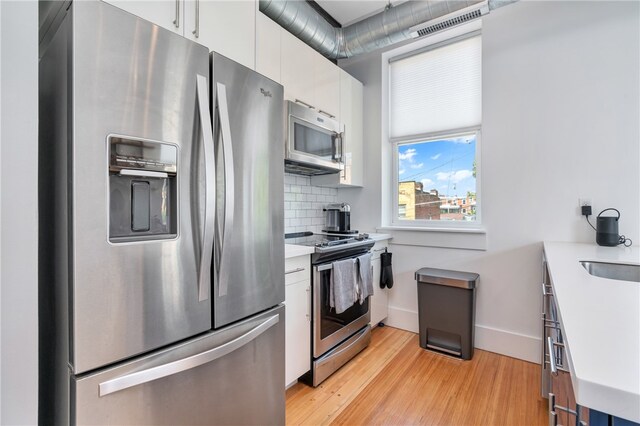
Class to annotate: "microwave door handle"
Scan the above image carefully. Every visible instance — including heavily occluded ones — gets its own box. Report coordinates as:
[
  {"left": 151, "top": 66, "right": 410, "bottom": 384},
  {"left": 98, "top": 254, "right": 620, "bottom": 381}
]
[
  {"left": 335, "top": 132, "right": 343, "bottom": 162},
  {"left": 340, "top": 128, "right": 346, "bottom": 179},
  {"left": 215, "top": 82, "right": 235, "bottom": 298},
  {"left": 195, "top": 74, "right": 214, "bottom": 302},
  {"left": 332, "top": 133, "right": 341, "bottom": 162}
]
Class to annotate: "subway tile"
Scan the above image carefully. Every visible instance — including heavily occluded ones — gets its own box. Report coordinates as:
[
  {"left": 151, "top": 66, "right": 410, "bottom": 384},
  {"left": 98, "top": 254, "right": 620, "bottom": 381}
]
[{"left": 295, "top": 176, "right": 308, "bottom": 186}]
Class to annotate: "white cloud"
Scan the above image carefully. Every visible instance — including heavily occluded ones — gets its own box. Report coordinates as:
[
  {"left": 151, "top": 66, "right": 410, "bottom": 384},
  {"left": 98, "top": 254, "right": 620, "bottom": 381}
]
[
  {"left": 410, "top": 162, "right": 424, "bottom": 169},
  {"left": 398, "top": 148, "right": 417, "bottom": 161},
  {"left": 421, "top": 178, "right": 434, "bottom": 187},
  {"left": 399, "top": 169, "right": 405, "bottom": 175},
  {"left": 436, "top": 170, "right": 473, "bottom": 183},
  {"left": 430, "top": 153, "right": 441, "bottom": 160}
]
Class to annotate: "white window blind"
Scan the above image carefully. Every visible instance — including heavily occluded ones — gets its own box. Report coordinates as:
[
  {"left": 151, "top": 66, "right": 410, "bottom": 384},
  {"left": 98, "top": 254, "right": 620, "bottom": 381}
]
[{"left": 389, "top": 35, "right": 481, "bottom": 140}]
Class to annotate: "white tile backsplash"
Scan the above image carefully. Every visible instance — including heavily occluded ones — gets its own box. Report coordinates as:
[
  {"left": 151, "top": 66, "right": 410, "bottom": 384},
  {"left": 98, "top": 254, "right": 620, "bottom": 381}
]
[{"left": 284, "top": 173, "right": 337, "bottom": 236}]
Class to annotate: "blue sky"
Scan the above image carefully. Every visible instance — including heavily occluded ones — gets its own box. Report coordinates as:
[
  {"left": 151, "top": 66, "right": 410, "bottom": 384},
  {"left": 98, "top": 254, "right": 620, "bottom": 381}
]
[{"left": 398, "top": 135, "right": 476, "bottom": 198}]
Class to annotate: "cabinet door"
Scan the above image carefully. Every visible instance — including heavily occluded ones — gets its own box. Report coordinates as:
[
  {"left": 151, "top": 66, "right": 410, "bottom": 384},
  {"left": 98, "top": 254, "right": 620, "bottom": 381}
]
[
  {"left": 310, "top": 70, "right": 364, "bottom": 188},
  {"left": 285, "top": 280, "right": 311, "bottom": 387},
  {"left": 185, "top": 0, "right": 256, "bottom": 70},
  {"left": 281, "top": 31, "right": 315, "bottom": 105},
  {"left": 256, "top": 12, "right": 281, "bottom": 83},
  {"left": 314, "top": 55, "right": 340, "bottom": 119},
  {"left": 343, "top": 71, "right": 363, "bottom": 186},
  {"left": 369, "top": 242, "right": 389, "bottom": 326},
  {"left": 103, "top": 0, "right": 183, "bottom": 34}
]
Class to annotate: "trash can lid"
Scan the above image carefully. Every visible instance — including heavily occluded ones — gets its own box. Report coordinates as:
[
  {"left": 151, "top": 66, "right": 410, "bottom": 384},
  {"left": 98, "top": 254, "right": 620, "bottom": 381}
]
[{"left": 415, "top": 267, "right": 479, "bottom": 289}]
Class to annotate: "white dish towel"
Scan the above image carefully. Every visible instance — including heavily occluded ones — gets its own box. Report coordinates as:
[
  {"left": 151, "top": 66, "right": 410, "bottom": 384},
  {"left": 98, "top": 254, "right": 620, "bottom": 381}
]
[
  {"left": 357, "top": 253, "right": 373, "bottom": 303},
  {"left": 330, "top": 258, "right": 357, "bottom": 314}
]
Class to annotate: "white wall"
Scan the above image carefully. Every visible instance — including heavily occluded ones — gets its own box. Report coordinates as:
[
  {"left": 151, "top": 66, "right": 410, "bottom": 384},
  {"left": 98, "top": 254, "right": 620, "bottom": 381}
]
[
  {"left": 339, "top": 1, "right": 640, "bottom": 362},
  {"left": 0, "top": 1, "right": 39, "bottom": 423}
]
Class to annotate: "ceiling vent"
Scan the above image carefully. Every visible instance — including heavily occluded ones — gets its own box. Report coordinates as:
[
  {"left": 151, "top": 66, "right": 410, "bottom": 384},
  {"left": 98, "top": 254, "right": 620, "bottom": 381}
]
[{"left": 409, "top": 2, "right": 489, "bottom": 39}]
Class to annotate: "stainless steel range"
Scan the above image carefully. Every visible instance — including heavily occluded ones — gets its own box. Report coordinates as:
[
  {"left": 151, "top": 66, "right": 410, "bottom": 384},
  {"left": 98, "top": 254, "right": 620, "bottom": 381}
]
[{"left": 288, "top": 232, "right": 375, "bottom": 386}]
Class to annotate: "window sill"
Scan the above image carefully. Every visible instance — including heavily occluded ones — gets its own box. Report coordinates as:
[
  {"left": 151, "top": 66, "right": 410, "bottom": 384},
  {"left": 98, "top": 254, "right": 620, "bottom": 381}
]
[
  {"left": 377, "top": 225, "right": 487, "bottom": 251},
  {"left": 378, "top": 225, "right": 486, "bottom": 234}
]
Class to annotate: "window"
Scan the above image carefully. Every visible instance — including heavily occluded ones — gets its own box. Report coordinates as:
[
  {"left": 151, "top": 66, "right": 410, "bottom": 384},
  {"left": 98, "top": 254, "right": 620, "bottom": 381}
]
[
  {"left": 389, "top": 33, "right": 481, "bottom": 226},
  {"left": 396, "top": 133, "right": 477, "bottom": 222}
]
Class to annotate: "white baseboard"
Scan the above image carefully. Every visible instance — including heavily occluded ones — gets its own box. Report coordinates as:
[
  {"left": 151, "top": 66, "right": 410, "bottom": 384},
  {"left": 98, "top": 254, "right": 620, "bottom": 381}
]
[
  {"left": 385, "top": 306, "right": 541, "bottom": 363},
  {"left": 385, "top": 306, "right": 419, "bottom": 333}
]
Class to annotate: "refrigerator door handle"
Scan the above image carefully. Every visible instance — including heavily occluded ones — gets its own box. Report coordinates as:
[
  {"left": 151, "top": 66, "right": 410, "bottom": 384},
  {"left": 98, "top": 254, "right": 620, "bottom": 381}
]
[
  {"left": 98, "top": 314, "right": 280, "bottom": 397},
  {"left": 196, "top": 74, "right": 215, "bottom": 302},
  {"left": 215, "top": 82, "right": 235, "bottom": 297}
]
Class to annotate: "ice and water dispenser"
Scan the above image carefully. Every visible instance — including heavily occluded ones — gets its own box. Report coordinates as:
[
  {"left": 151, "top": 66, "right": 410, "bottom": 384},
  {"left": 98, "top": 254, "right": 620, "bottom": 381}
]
[{"left": 108, "top": 136, "right": 178, "bottom": 242}]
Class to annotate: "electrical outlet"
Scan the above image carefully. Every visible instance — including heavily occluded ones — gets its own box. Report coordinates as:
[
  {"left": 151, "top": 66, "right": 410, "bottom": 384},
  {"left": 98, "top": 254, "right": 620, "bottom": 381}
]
[{"left": 578, "top": 197, "right": 592, "bottom": 208}]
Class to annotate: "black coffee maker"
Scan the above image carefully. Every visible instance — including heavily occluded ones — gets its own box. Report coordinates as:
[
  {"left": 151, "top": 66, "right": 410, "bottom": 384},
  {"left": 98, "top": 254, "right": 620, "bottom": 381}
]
[{"left": 323, "top": 203, "right": 353, "bottom": 234}]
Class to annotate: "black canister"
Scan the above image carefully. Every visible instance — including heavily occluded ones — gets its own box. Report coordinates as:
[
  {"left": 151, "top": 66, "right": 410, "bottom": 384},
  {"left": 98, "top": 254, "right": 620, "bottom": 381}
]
[{"left": 596, "top": 208, "right": 620, "bottom": 246}]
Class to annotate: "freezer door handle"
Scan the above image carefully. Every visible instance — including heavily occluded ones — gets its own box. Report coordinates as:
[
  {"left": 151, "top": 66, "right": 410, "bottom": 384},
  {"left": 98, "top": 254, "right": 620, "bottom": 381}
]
[
  {"left": 196, "top": 74, "right": 215, "bottom": 302},
  {"left": 215, "top": 82, "right": 235, "bottom": 297},
  {"left": 98, "top": 314, "right": 280, "bottom": 397}
]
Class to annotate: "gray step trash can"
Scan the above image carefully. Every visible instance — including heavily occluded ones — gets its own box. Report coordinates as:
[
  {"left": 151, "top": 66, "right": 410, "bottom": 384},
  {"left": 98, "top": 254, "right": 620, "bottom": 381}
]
[{"left": 415, "top": 268, "right": 479, "bottom": 360}]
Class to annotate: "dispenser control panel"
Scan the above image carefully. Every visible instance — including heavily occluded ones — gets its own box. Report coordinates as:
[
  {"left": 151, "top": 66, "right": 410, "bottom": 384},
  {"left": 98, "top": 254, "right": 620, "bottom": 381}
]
[
  {"left": 109, "top": 137, "right": 178, "bottom": 175},
  {"left": 108, "top": 136, "right": 178, "bottom": 243}
]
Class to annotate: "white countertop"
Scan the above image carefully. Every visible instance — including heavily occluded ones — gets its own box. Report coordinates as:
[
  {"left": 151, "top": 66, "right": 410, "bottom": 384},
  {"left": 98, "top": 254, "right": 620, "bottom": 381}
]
[
  {"left": 543, "top": 242, "right": 640, "bottom": 422},
  {"left": 367, "top": 233, "right": 392, "bottom": 242},
  {"left": 284, "top": 244, "right": 315, "bottom": 259}
]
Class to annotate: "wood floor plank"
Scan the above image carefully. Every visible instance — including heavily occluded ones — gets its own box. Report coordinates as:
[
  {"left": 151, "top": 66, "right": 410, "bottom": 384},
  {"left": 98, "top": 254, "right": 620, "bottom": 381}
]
[
  {"left": 286, "top": 326, "right": 412, "bottom": 425},
  {"left": 287, "top": 326, "right": 548, "bottom": 426}
]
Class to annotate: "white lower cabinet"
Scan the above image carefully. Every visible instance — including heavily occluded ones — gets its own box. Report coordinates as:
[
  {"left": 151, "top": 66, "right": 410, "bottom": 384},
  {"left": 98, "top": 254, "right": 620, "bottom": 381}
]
[
  {"left": 284, "top": 255, "right": 311, "bottom": 387},
  {"left": 370, "top": 241, "right": 389, "bottom": 326}
]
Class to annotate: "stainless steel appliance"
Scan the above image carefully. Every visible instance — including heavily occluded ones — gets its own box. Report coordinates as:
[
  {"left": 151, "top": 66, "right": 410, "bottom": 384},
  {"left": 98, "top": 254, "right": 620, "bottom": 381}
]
[
  {"left": 293, "top": 234, "right": 374, "bottom": 386},
  {"left": 38, "top": 2, "right": 284, "bottom": 424},
  {"left": 323, "top": 203, "right": 352, "bottom": 233},
  {"left": 285, "top": 100, "right": 344, "bottom": 175}
]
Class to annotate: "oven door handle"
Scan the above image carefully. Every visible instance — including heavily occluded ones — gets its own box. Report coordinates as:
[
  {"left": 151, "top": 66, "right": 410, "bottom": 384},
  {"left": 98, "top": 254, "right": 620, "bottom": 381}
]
[{"left": 316, "top": 264, "right": 333, "bottom": 272}]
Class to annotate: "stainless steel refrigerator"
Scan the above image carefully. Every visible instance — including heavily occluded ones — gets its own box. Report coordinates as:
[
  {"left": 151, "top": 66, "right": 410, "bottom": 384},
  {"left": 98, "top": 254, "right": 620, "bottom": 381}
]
[{"left": 38, "top": 2, "right": 285, "bottom": 424}]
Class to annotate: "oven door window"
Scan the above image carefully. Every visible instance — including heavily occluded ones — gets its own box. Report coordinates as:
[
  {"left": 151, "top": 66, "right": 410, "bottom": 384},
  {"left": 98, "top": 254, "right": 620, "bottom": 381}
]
[
  {"left": 293, "top": 121, "right": 336, "bottom": 161},
  {"left": 320, "top": 268, "right": 369, "bottom": 340}
]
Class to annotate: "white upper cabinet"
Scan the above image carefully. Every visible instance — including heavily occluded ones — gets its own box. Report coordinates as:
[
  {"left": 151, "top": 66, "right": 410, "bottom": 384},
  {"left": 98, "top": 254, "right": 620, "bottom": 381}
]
[
  {"left": 104, "top": 1, "right": 257, "bottom": 70},
  {"left": 281, "top": 30, "right": 316, "bottom": 107},
  {"left": 184, "top": 0, "right": 256, "bottom": 70},
  {"left": 312, "top": 69, "right": 364, "bottom": 187},
  {"left": 256, "top": 12, "right": 281, "bottom": 83},
  {"left": 281, "top": 29, "right": 340, "bottom": 119},
  {"left": 314, "top": 55, "right": 340, "bottom": 119},
  {"left": 102, "top": 0, "right": 184, "bottom": 34}
]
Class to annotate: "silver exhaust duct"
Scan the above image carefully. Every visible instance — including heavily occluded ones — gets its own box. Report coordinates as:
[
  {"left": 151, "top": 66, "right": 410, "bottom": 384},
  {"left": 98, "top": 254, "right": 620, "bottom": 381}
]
[{"left": 259, "top": 0, "right": 517, "bottom": 60}]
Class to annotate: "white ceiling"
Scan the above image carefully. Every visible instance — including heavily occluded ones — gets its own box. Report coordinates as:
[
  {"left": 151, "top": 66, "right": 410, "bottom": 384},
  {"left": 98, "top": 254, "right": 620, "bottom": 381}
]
[{"left": 315, "top": 1, "right": 406, "bottom": 27}]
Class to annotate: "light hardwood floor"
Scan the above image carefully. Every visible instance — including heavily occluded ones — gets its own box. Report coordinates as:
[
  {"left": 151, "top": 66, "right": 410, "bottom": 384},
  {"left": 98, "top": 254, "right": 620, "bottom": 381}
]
[{"left": 286, "top": 326, "right": 547, "bottom": 425}]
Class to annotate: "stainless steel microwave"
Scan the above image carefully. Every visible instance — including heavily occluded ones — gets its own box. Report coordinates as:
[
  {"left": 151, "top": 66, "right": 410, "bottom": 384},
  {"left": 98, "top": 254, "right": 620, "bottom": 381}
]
[{"left": 284, "top": 100, "right": 343, "bottom": 175}]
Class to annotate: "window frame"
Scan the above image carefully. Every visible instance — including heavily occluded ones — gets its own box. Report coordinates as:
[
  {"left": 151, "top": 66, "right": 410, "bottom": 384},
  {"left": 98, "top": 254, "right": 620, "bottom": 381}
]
[
  {"left": 383, "top": 23, "right": 483, "bottom": 232},
  {"left": 391, "top": 127, "right": 482, "bottom": 229}
]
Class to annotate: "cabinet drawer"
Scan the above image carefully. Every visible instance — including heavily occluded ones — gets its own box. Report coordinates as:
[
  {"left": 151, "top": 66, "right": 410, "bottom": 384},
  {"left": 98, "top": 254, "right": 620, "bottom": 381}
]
[{"left": 285, "top": 255, "right": 310, "bottom": 286}]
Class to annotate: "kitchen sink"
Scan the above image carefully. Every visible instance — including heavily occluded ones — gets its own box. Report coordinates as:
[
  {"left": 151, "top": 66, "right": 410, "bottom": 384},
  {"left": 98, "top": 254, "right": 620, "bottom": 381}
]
[{"left": 580, "top": 261, "right": 640, "bottom": 283}]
